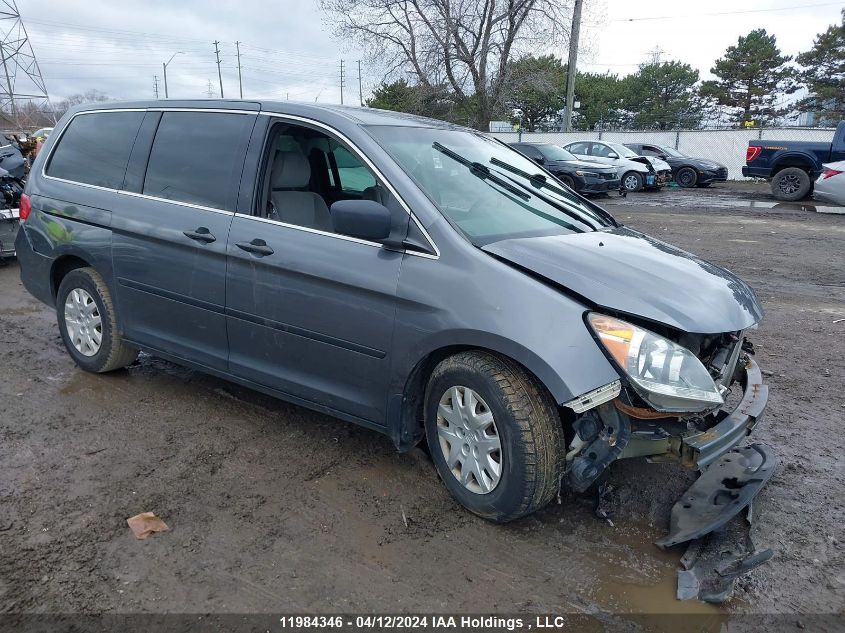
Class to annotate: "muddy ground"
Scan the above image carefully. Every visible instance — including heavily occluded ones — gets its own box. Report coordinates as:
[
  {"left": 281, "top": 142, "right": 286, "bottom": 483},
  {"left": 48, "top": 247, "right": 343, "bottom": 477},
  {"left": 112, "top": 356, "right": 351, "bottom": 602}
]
[{"left": 0, "top": 182, "right": 843, "bottom": 632}]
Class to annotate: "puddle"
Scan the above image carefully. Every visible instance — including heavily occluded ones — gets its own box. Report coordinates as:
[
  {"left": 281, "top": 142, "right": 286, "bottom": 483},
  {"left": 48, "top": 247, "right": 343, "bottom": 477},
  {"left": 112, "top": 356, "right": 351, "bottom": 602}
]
[
  {"left": 606, "top": 193, "right": 845, "bottom": 214},
  {"left": 586, "top": 523, "right": 730, "bottom": 632}
]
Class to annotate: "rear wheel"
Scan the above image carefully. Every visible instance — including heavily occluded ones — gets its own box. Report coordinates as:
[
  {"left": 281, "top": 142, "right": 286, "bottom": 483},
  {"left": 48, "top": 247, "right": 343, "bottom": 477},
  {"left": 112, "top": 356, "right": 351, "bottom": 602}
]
[
  {"left": 56, "top": 267, "right": 138, "bottom": 373},
  {"left": 771, "top": 167, "right": 811, "bottom": 201},
  {"left": 676, "top": 166, "right": 698, "bottom": 188},
  {"left": 424, "top": 351, "right": 564, "bottom": 523},
  {"left": 621, "top": 171, "right": 643, "bottom": 192}
]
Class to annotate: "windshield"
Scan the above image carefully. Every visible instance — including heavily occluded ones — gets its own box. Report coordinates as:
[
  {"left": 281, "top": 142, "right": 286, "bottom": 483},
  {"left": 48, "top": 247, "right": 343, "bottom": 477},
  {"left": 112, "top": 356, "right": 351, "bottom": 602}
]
[
  {"left": 607, "top": 142, "right": 639, "bottom": 158},
  {"left": 659, "top": 146, "right": 685, "bottom": 157},
  {"left": 536, "top": 144, "right": 578, "bottom": 162},
  {"left": 366, "top": 126, "right": 615, "bottom": 245}
]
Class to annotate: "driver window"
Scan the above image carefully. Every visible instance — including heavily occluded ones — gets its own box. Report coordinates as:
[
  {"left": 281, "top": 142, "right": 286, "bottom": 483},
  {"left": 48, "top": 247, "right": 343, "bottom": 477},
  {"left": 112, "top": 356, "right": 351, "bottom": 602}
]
[
  {"left": 261, "top": 123, "right": 384, "bottom": 233},
  {"left": 591, "top": 143, "right": 613, "bottom": 158}
]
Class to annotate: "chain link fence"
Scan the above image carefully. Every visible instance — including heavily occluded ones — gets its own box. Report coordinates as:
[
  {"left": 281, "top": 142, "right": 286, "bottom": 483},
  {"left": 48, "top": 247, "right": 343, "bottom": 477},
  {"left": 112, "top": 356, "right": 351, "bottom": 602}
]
[{"left": 490, "top": 127, "right": 837, "bottom": 179}]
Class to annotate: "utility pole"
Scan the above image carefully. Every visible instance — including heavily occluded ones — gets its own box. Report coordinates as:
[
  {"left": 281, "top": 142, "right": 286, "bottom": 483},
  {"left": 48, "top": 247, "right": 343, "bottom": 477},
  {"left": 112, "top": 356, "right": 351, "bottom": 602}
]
[
  {"left": 563, "top": 0, "right": 583, "bottom": 132},
  {"left": 206, "top": 79, "right": 215, "bottom": 98},
  {"left": 339, "top": 59, "right": 345, "bottom": 105},
  {"left": 153, "top": 75, "right": 159, "bottom": 99},
  {"left": 213, "top": 40, "right": 224, "bottom": 98},
  {"left": 357, "top": 60, "right": 363, "bottom": 106},
  {"left": 235, "top": 40, "right": 243, "bottom": 98}
]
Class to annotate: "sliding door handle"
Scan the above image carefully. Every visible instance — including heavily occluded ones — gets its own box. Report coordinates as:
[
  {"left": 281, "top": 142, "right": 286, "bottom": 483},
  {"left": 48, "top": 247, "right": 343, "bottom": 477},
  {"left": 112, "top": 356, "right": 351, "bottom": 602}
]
[{"left": 235, "top": 239, "right": 274, "bottom": 256}]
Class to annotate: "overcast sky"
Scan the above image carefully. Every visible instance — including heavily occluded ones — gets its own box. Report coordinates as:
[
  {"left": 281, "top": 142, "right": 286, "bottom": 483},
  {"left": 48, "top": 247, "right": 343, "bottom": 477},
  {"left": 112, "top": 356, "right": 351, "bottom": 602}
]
[{"left": 15, "top": 0, "right": 844, "bottom": 106}]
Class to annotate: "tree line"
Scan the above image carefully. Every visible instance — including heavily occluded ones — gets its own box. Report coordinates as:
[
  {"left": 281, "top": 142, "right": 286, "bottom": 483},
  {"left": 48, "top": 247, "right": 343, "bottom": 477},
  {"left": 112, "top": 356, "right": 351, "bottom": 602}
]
[{"left": 320, "top": 0, "right": 844, "bottom": 132}]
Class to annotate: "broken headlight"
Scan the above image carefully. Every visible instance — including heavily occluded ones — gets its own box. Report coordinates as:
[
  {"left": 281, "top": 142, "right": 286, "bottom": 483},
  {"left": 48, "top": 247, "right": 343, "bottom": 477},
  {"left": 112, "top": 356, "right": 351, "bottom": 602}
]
[{"left": 587, "top": 313, "right": 724, "bottom": 413}]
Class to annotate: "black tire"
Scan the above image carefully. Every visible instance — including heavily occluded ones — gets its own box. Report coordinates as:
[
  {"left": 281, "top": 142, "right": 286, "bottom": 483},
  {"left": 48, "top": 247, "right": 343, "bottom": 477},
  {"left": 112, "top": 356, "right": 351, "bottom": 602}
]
[
  {"left": 423, "top": 351, "right": 564, "bottom": 523},
  {"left": 771, "top": 167, "right": 811, "bottom": 201},
  {"left": 56, "top": 267, "right": 138, "bottom": 373},
  {"left": 558, "top": 174, "right": 576, "bottom": 190},
  {"left": 621, "top": 171, "right": 643, "bottom": 192},
  {"left": 676, "top": 166, "right": 698, "bottom": 188}
]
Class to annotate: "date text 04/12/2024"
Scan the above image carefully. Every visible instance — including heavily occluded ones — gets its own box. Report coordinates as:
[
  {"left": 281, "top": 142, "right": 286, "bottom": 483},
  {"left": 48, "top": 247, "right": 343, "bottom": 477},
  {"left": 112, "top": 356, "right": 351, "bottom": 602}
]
[{"left": 277, "top": 615, "right": 577, "bottom": 630}]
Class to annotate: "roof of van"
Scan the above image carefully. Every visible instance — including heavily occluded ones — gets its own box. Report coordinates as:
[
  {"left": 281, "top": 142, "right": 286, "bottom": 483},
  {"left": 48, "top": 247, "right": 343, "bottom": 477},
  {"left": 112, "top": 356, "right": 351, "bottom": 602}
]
[{"left": 70, "top": 99, "right": 466, "bottom": 130}]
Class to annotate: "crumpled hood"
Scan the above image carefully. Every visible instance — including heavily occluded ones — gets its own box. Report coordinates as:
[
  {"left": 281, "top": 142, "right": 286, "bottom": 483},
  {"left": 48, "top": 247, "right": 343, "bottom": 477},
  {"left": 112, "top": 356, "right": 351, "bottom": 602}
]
[{"left": 482, "top": 226, "right": 763, "bottom": 334}]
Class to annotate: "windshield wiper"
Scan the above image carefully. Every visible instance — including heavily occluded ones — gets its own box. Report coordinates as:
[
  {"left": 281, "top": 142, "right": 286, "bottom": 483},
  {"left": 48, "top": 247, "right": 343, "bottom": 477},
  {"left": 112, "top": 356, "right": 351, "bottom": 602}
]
[
  {"left": 489, "top": 157, "right": 618, "bottom": 227},
  {"left": 432, "top": 142, "right": 530, "bottom": 201}
]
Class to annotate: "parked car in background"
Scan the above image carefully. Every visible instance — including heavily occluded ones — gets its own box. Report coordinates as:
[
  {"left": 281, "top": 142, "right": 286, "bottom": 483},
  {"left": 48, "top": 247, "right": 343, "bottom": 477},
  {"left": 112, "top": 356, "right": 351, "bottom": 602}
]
[
  {"left": 813, "top": 161, "right": 845, "bottom": 206},
  {"left": 563, "top": 140, "right": 671, "bottom": 192},
  {"left": 0, "top": 135, "right": 26, "bottom": 179},
  {"left": 32, "top": 127, "right": 53, "bottom": 140},
  {"left": 16, "top": 100, "right": 772, "bottom": 535},
  {"left": 743, "top": 120, "right": 845, "bottom": 201},
  {"left": 625, "top": 143, "right": 728, "bottom": 188},
  {"left": 509, "top": 142, "right": 620, "bottom": 195},
  {"left": 0, "top": 164, "right": 23, "bottom": 258}
]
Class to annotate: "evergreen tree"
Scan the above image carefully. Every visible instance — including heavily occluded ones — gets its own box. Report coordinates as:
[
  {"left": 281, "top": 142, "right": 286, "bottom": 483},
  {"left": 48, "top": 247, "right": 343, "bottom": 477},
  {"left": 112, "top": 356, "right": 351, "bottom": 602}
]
[
  {"left": 622, "top": 61, "right": 703, "bottom": 129},
  {"left": 795, "top": 9, "right": 845, "bottom": 125},
  {"left": 701, "top": 29, "right": 796, "bottom": 125}
]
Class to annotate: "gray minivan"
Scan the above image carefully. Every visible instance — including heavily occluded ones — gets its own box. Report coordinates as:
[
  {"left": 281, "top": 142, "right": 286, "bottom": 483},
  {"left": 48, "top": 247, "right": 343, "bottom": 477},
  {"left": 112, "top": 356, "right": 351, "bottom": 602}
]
[{"left": 16, "top": 101, "right": 773, "bottom": 542}]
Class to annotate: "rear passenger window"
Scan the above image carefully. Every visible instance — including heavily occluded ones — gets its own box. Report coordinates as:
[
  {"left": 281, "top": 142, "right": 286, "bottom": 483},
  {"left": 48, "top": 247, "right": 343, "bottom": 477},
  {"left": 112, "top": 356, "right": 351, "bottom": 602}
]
[
  {"left": 143, "top": 112, "right": 253, "bottom": 211},
  {"left": 46, "top": 111, "right": 144, "bottom": 189}
]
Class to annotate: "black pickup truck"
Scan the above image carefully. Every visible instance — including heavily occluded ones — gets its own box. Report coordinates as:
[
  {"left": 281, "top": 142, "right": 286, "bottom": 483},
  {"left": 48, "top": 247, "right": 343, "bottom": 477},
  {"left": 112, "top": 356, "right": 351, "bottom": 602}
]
[{"left": 743, "top": 120, "right": 845, "bottom": 201}]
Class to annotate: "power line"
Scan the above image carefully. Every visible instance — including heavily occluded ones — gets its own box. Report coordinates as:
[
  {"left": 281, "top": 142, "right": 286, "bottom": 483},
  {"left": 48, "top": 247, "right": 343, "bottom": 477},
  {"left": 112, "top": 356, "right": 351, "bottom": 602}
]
[{"left": 612, "top": 1, "right": 842, "bottom": 22}]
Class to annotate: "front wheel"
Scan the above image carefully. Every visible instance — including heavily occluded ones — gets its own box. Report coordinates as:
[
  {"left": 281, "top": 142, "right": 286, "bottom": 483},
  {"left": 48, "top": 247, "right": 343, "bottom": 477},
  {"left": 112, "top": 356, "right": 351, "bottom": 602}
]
[
  {"left": 56, "top": 267, "right": 138, "bottom": 373},
  {"left": 676, "top": 166, "right": 698, "bottom": 188},
  {"left": 558, "top": 174, "right": 576, "bottom": 190},
  {"left": 621, "top": 171, "right": 643, "bottom": 192},
  {"left": 424, "top": 351, "right": 564, "bottom": 523}
]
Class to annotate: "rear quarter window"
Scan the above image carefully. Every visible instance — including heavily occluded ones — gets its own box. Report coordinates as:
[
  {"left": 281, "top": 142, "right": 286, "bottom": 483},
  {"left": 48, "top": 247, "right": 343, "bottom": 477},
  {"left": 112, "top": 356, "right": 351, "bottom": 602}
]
[
  {"left": 142, "top": 111, "right": 254, "bottom": 211},
  {"left": 46, "top": 111, "right": 145, "bottom": 189}
]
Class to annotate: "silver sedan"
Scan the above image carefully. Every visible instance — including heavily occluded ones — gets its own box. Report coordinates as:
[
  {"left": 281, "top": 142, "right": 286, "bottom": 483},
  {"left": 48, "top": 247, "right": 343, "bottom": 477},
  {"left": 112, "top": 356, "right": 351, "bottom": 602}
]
[{"left": 814, "top": 161, "right": 845, "bottom": 206}]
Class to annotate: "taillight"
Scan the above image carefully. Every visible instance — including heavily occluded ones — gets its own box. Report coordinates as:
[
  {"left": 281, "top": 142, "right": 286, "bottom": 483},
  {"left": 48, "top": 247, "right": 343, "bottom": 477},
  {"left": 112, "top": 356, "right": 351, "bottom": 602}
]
[
  {"left": 19, "top": 193, "right": 31, "bottom": 221},
  {"left": 822, "top": 168, "right": 843, "bottom": 180},
  {"left": 746, "top": 146, "right": 761, "bottom": 162}
]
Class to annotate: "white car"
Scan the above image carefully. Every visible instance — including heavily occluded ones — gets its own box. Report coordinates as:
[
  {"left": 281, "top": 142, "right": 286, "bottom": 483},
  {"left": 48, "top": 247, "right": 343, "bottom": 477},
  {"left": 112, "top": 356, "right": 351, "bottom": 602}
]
[
  {"left": 563, "top": 140, "right": 672, "bottom": 192},
  {"left": 814, "top": 161, "right": 845, "bottom": 206}
]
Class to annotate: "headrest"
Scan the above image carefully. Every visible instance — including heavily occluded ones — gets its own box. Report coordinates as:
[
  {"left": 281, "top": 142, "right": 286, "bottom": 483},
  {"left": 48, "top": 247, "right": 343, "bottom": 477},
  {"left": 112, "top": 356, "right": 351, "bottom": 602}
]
[{"left": 271, "top": 151, "right": 311, "bottom": 189}]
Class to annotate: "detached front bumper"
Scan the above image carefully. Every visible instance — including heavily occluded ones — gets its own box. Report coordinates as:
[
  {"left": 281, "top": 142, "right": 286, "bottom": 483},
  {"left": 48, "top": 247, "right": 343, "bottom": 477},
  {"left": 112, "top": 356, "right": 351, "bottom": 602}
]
[{"left": 676, "top": 358, "right": 768, "bottom": 469}]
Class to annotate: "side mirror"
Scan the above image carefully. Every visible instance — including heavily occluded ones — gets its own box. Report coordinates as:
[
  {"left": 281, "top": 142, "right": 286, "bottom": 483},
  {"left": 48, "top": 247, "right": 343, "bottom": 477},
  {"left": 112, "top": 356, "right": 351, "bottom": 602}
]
[
  {"left": 607, "top": 152, "right": 619, "bottom": 159},
  {"left": 330, "top": 199, "right": 392, "bottom": 242},
  {"left": 535, "top": 156, "right": 545, "bottom": 165}
]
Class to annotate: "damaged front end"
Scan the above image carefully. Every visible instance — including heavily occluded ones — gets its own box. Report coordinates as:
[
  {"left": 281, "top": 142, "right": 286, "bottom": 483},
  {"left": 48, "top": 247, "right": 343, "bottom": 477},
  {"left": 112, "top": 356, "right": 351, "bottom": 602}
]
[{"left": 563, "top": 315, "right": 776, "bottom": 601}]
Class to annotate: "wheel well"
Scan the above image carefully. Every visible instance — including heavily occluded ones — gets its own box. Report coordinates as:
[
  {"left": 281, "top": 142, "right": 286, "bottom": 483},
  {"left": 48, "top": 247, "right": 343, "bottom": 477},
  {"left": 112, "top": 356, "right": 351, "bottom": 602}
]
[
  {"left": 50, "top": 255, "right": 90, "bottom": 298},
  {"left": 396, "top": 345, "right": 571, "bottom": 451},
  {"left": 773, "top": 160, "right": 813, "bottom": 175}
]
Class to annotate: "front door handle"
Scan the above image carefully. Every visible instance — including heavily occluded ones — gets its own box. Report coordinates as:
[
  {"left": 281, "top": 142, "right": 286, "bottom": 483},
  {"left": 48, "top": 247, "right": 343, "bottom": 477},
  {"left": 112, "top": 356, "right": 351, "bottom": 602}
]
[
  {"left": 235, "top": 239, "right": 274, "bottom": 257},
  {"left": 183, "top": 227, "right": 216, "bottom": 243}
]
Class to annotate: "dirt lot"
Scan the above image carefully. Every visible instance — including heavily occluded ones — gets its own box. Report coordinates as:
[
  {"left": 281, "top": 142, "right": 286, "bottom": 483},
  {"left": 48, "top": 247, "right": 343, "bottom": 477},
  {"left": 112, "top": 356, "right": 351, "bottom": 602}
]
[{"left": 1, "top": 182, "right": 843, "bottom": 631}]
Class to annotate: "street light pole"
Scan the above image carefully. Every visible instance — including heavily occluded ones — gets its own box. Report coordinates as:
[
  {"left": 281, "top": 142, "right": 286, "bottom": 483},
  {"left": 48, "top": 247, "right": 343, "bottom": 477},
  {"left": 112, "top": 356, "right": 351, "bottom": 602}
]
[{"left": 162, "top": 52, "right": 184, "bottom": 99}]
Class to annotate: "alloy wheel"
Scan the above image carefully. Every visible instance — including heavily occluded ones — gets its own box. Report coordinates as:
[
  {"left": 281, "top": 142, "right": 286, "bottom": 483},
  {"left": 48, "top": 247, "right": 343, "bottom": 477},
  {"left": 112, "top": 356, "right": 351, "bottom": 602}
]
[{"left": 778, "top": 173, "right": 801, "bottom": 194}]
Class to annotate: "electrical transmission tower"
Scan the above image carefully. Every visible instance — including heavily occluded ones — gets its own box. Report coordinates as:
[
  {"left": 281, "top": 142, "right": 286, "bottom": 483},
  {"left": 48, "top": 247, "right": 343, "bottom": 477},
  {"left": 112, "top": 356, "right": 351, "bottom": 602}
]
[{"left": 0, "top": 0, "right": 53, "bottom": 129}]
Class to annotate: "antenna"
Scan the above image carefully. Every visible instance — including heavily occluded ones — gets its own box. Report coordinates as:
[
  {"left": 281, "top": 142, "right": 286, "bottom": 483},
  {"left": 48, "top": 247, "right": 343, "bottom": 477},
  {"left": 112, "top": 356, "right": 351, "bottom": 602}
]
[{"left": 0, "top": 0, "right": 54, "bottom": 128}]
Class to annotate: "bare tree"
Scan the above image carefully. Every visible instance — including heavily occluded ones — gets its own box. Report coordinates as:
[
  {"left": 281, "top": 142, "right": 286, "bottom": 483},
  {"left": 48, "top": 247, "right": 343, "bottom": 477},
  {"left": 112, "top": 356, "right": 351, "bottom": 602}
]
[{"left": 320, "top": 0, "right": 574, "bottom": 130}]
